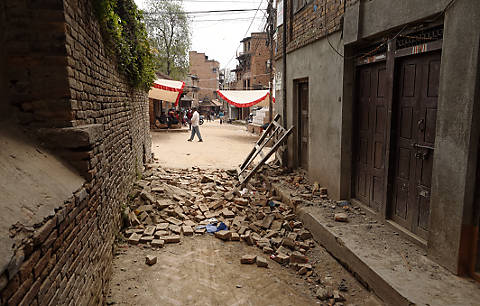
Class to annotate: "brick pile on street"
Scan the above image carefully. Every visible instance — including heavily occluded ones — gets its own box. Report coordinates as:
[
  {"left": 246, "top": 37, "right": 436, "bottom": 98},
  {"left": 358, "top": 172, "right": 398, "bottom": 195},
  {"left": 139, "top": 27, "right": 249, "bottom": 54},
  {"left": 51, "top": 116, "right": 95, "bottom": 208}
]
[{"left": 121, "top": 164, "right": 351, "bottom": 304}]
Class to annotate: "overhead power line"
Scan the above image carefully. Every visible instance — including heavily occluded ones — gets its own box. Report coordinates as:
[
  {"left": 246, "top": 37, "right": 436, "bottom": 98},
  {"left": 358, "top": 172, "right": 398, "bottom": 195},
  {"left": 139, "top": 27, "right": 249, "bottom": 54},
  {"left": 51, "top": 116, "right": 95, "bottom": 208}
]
[
  {"left": 145, "top": 8, "right": 267, "bottom": 15},
  {"left": 224, "top": 0, "right": 265, "bottom": 68}
]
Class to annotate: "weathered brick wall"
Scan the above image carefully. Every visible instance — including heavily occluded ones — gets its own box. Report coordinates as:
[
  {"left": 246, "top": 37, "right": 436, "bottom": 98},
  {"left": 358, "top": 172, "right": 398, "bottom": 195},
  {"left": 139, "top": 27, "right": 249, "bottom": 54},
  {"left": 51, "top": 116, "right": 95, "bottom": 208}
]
[
  {"left": 275, "top": 0, "right": 345, "bottom": 58},
  {"left": 189, "top": 51, "right": 219, "bottom": 101},
  {"left": 237, "top": 33, "right": 270, "bottom": 90},
  {"left": 1, "top": 0, "right": 151, "bottom": 305}
]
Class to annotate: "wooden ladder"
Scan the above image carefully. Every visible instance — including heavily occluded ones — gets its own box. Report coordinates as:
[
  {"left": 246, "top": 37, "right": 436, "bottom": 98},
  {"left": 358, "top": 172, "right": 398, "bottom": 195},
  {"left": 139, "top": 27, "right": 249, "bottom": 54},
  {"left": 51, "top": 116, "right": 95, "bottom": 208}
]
[{"left": 237, "top": 114, "right": 293, "bottom": 186}]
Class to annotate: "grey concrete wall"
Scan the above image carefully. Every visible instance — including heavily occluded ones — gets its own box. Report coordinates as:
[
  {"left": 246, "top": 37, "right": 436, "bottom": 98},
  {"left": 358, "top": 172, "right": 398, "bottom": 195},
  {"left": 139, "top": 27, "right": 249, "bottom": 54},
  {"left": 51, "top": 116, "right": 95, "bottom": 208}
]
[
  {"left": 429, "top": 0, "right": 480, "bottom": 274},
  {"left": 282, "top": 32, "right": 345, "bottom": 200},
  {"left": 345, "top": 0, "right": 450, "bottom": 45}
]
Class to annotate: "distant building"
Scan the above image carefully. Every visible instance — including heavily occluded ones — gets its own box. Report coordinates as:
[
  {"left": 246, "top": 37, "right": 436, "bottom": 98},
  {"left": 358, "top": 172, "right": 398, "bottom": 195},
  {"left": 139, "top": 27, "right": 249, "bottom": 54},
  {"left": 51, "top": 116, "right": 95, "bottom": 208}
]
[
  {"left": 180, "top": 74, "right": 199, "bottom": 109},
  {"left": 189, "top": 51, "right": 220, "bottom": 102},
  {"left": 230, "top": 32, "right": 270, "bottom": 120}
]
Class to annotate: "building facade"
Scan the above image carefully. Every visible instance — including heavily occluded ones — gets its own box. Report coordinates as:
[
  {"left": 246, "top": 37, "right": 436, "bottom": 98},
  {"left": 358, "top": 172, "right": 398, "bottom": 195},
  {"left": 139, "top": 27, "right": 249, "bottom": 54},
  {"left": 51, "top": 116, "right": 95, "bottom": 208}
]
[
  {"left": 275, "top": 0, "right": 480, "bottom": 279},
  {"left": 189, "top": 51, "right": 220, "bottom": 102},
  {"left": 231, "top": 32, "right": 271, "bottom": 120},
  {"left": 0, "top": 0, "right": 151, "bottom": 304}
]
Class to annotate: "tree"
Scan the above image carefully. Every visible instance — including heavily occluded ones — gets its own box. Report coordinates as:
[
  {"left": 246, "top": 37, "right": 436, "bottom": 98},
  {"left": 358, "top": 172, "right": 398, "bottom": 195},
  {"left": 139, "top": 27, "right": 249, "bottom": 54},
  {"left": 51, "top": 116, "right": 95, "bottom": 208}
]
[{"left": 144, "top": 0, "right": 191, "bottom": 80}]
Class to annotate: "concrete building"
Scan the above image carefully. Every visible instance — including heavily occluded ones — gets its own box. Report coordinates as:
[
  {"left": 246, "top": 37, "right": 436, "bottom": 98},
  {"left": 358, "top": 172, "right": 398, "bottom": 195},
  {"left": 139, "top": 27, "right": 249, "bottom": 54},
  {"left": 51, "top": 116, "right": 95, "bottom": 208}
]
[
  {"left": 189, "top": 51, "right": 220, "bottom": 102},
  {"left": 230, "top": 32, "right": 271, "bottom": 120},
  {"left": 275, "top": 0, "right": 480, "bottom": 279}
]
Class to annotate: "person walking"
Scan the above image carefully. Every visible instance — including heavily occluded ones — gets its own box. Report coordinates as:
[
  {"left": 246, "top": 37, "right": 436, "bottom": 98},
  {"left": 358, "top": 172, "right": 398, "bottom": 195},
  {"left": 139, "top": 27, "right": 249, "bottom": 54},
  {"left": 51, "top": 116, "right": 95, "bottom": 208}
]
[
  {"left": 219, "top": 110, "right": 224, "bottom": 124},
  {"left": 187, "top": 107, "right": 203, "bottom": 142},
  {"left": 187, "top": 109, "right": 193, "bottom": 130}
]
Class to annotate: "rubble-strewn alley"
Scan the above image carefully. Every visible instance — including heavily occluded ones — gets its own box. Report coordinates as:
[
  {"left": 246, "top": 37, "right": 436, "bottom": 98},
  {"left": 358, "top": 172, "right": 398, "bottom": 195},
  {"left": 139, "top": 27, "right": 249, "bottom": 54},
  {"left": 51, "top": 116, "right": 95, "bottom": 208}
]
[{"left": 107, "top": 165, "right": 382, "bottom": 305}]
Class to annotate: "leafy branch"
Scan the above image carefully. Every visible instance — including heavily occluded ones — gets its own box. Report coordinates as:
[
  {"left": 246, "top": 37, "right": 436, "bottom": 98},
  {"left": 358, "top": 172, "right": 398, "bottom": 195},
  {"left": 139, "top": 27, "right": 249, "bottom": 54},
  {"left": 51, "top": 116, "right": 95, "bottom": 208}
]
[{"left": 93, "top": 0, "right": 155, "bottom": 91}]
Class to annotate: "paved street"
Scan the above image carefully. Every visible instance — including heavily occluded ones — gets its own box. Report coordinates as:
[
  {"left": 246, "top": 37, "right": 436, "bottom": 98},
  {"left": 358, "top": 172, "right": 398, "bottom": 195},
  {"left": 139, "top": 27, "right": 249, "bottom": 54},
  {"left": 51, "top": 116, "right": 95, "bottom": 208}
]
[
  {"left": 107, "top": 167, "right": 381, "bottom": 306},
  {"left": 151, "top": 121, "right": 262, "bottom": 169}
]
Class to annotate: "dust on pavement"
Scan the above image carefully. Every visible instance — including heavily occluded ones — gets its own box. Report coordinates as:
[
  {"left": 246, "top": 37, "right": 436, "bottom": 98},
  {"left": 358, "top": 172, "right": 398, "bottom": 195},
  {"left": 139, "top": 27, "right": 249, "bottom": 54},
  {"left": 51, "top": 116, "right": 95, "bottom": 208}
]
[
  {"left": 107, "top": 166, "right": 382, "bottom": 306},
  {"left": 151, "top": 121, "right": 262, "bottom": 169}
]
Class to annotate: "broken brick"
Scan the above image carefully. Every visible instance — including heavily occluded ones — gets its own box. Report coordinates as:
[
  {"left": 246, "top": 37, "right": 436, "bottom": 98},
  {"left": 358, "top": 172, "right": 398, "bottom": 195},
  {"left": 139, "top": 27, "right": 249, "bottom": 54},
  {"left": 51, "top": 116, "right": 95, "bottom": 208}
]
[
  {"left": 182, "top": 226, "right": 193, "bottom": 236},
  {"left": 161, "top": 235, "right": 181, "bottom": 243},
  {"left": 256, "top": 256, "right": 268, "bottom": 268},
  {"left": 334, "top": 213, "right": 348, "bottom": 222},
  {"left": 128, "top": 233, "right": 142, "bottom": 245},
  {"left": 240, "top": 254, "right": 256, "bottom": 264},
  {"left": 151, "top": 239, "right": 164, "bottom": 248},
  {"left": 145, "top": 255, "right": 157, "bottom": 266},
  {"left": 214, "top": 230, "right": 232, "bottom": 241}
]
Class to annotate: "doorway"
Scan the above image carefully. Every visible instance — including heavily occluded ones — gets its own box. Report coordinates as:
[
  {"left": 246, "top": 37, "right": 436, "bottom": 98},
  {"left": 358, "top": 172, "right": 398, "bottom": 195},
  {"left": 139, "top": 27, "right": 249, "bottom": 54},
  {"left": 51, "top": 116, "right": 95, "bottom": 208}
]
[
  {"left": 296, "top": 80, "right": 309, "bottom": 170},
  {"left": 389, "top": 51, "right": 441, "bottom": 240},
  {"left": 352, "top": 62, "right": 388, "bottom": 213}
]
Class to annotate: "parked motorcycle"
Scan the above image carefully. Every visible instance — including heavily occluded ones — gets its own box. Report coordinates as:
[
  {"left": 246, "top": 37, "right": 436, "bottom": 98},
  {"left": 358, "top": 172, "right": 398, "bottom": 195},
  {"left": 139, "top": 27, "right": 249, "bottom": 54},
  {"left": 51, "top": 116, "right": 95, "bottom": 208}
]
[{"left": 199, "top": 115, "right": 204, "bottom": 125}]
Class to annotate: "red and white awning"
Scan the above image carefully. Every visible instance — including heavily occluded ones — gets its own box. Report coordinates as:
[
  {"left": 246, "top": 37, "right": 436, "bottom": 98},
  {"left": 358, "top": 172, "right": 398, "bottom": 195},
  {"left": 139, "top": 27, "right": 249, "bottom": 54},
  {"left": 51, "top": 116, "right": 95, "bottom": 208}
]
[
  {"left": 148, "top": 79, "right": 185, "bottom": 107},
  {"left": 217, "top": 90, "right": 275, "bottom": 108}
]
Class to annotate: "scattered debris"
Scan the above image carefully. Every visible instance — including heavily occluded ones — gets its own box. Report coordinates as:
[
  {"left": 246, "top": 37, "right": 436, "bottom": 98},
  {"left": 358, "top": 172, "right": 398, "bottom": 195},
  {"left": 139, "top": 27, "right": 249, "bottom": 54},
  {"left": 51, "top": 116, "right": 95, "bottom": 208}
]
[
  {"left": 145, "top": 255, "right": 157, "bottom": 266},
  {"left": 121, "top": 166, "right": 354, "bottom": 304},
  {"left": 241, "top": 254, "right": 257, "bottom": 264},
  {"left": 256, "top": 256, "right": 268, "bottom": 268},
  {"left": 334, "top": 213, "right": 348, "bottom": 222}
]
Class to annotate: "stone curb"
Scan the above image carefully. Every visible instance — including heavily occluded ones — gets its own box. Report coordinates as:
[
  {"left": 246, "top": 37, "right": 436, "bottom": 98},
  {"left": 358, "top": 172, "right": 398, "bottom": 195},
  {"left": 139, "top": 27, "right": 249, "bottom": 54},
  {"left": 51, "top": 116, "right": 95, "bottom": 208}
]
[{"left": 267, "top": 181, "right": 411, "bottom": 306}]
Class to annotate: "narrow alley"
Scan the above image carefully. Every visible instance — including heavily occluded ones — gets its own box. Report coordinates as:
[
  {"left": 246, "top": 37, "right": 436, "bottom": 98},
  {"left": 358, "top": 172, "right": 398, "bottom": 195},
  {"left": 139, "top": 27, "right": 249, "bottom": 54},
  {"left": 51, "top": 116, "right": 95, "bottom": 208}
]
[
  {"left": 151, "top": 121, "right": 266, "bottom": 169},
  {"left": 2, "top": 0, "right": 480, "bottom": 306}
]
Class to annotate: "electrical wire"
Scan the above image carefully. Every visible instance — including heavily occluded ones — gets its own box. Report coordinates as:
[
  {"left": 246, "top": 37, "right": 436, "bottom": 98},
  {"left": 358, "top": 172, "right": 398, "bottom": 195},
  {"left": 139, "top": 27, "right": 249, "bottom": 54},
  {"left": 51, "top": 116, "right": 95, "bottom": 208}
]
[
  {"left": 145, "top": 8, "right": 266, "bottom": 15},
  {"left": 223, "top": 0, "right": 265, "bottom": 69}
]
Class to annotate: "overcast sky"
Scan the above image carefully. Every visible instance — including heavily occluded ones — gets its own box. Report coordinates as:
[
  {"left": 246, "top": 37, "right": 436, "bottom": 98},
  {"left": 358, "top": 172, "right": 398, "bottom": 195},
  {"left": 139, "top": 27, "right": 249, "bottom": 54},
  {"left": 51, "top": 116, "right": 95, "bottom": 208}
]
[{"left": 134, "top": 0, "right": 268, "bottom": 70}]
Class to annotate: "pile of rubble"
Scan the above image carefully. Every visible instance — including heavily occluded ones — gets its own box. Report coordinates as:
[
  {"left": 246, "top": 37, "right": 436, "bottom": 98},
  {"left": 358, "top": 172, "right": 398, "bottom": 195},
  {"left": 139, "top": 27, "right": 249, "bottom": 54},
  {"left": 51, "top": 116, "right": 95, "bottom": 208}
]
[{"left": 122, "top": 165, "right": 347, "bottom": 303}]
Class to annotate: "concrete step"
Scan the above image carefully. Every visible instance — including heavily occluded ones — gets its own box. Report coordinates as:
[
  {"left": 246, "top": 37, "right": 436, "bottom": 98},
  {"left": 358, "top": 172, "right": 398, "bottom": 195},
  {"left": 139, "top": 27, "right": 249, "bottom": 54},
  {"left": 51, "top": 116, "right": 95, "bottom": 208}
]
[{"left": 269, "top": 181, "right": 480, "bottom": 306}]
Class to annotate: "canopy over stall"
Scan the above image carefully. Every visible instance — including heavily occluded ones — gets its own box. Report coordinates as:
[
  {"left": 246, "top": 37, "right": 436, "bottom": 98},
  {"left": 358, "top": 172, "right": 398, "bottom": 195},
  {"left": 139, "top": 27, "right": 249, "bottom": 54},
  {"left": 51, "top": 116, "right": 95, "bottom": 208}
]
[
  {"left": 216, "top": 90, "right": 275, "bottom": 108},
  {"left": 148, "top": 79, "right": 185, "bottom": 107}
]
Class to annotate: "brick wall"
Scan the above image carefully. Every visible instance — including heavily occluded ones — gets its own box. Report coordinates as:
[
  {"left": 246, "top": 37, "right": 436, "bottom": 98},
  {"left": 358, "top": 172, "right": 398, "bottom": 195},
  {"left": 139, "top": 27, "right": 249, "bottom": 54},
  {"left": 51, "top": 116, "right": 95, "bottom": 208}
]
[
  {"left": 189, "top": 51, "right": 219, "bottom": 101},
  {"left": 237, "top": 33, "right": 270, "bottom": 90},
  {"left": 276, "top": 0, "right": 345, "bottom": 58},
  {"left": 1, "top": 0, "right": 151, "bottom": 305}
]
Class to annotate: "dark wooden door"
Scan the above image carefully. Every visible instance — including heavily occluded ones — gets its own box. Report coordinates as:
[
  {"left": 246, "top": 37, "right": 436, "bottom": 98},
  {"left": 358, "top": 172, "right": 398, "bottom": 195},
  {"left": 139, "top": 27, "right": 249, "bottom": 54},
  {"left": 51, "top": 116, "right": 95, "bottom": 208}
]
[
  {"left": 353, "top": 62, "right": 388, "bottom": 212},
  {"left": 298, "top": 82, "right": 309, "bottom": 169},
  {"left": 390, "top": 52, "right": 441, "bottom": 239}
]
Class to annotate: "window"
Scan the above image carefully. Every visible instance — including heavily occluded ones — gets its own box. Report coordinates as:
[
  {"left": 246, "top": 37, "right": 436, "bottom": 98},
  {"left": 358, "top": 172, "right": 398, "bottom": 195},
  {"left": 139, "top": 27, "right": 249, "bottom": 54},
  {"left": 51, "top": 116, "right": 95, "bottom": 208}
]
[
  {"left": 212, "top": 68, "right": 217, "bottom": 73},
  {"left": 293, "top": 0, "right": 312, "bottom": 14}
]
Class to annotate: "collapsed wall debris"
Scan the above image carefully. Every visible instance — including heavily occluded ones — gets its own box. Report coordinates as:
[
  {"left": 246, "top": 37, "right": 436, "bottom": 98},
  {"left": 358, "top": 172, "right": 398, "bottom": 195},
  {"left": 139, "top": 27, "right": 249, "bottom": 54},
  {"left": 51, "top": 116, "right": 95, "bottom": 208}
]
[{"left": 120, "top": 164, "right": 352, "bottom": 303}]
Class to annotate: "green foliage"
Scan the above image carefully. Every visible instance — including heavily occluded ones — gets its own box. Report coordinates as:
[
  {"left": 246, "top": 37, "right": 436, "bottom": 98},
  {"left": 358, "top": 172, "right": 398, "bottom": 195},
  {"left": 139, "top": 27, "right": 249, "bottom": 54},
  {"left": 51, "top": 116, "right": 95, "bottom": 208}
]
[
  {"left": 94, "top": 0, "right": 155, "bottom": 90},
  {"left": 144, "top": 0, "right": 191, "bottom": 80}
]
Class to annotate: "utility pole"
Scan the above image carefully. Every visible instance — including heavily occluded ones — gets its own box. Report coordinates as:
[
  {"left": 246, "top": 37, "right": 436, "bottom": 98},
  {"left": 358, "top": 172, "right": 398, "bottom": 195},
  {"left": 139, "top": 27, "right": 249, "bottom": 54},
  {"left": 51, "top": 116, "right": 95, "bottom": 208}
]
[{"left": 266, "top": 0, "right": 275, "bottom": 123}]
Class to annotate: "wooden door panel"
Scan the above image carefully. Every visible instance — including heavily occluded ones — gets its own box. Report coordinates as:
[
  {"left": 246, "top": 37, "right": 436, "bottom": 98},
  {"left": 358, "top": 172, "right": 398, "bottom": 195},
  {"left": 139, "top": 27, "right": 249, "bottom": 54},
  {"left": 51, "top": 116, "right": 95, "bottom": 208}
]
[
  {"left": 397, "top": 148, "right": 411, "bottom": 180},
  {"left": 390, "top": 52, "right": 441, "bottom": 239},
  {"left": 377, "top": 68, "right": 387, "bottom": 97},
  {"left": 424, "top": 108, "right": 437, "bottom": 143},
  {"left": 374, "top": 141, "right": 384, "bottom": 169},
  {"left": 402, "top": 64, "right": 417, "bottom": 97},
  {"left": 353, "top": 62, "right": 387, "bottom": 212},
  {"left": 393, "top": 181, "right": 409, "bottom": 219},
  {"left": 372, "top": 176, "right": 384, "bottom": 211},
  {"left": 400, "top": 107, "right": 414, "bottom": 139},
  {"left": 298, "top": 82, "right": 309, "bottom": 170},
  {"left": 427, "top": 60, "right": 440, "bottom": 98},
  {"left": 359, "top": 137, "right": 369, "bottom": 164}
]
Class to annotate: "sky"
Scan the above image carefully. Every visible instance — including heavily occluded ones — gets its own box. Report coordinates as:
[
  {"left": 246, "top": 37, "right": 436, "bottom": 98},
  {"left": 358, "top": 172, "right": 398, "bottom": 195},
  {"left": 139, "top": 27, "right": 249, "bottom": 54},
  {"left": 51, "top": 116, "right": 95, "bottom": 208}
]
[{"left": 134, "top": 0, "right": 269, "bottom": 70}]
